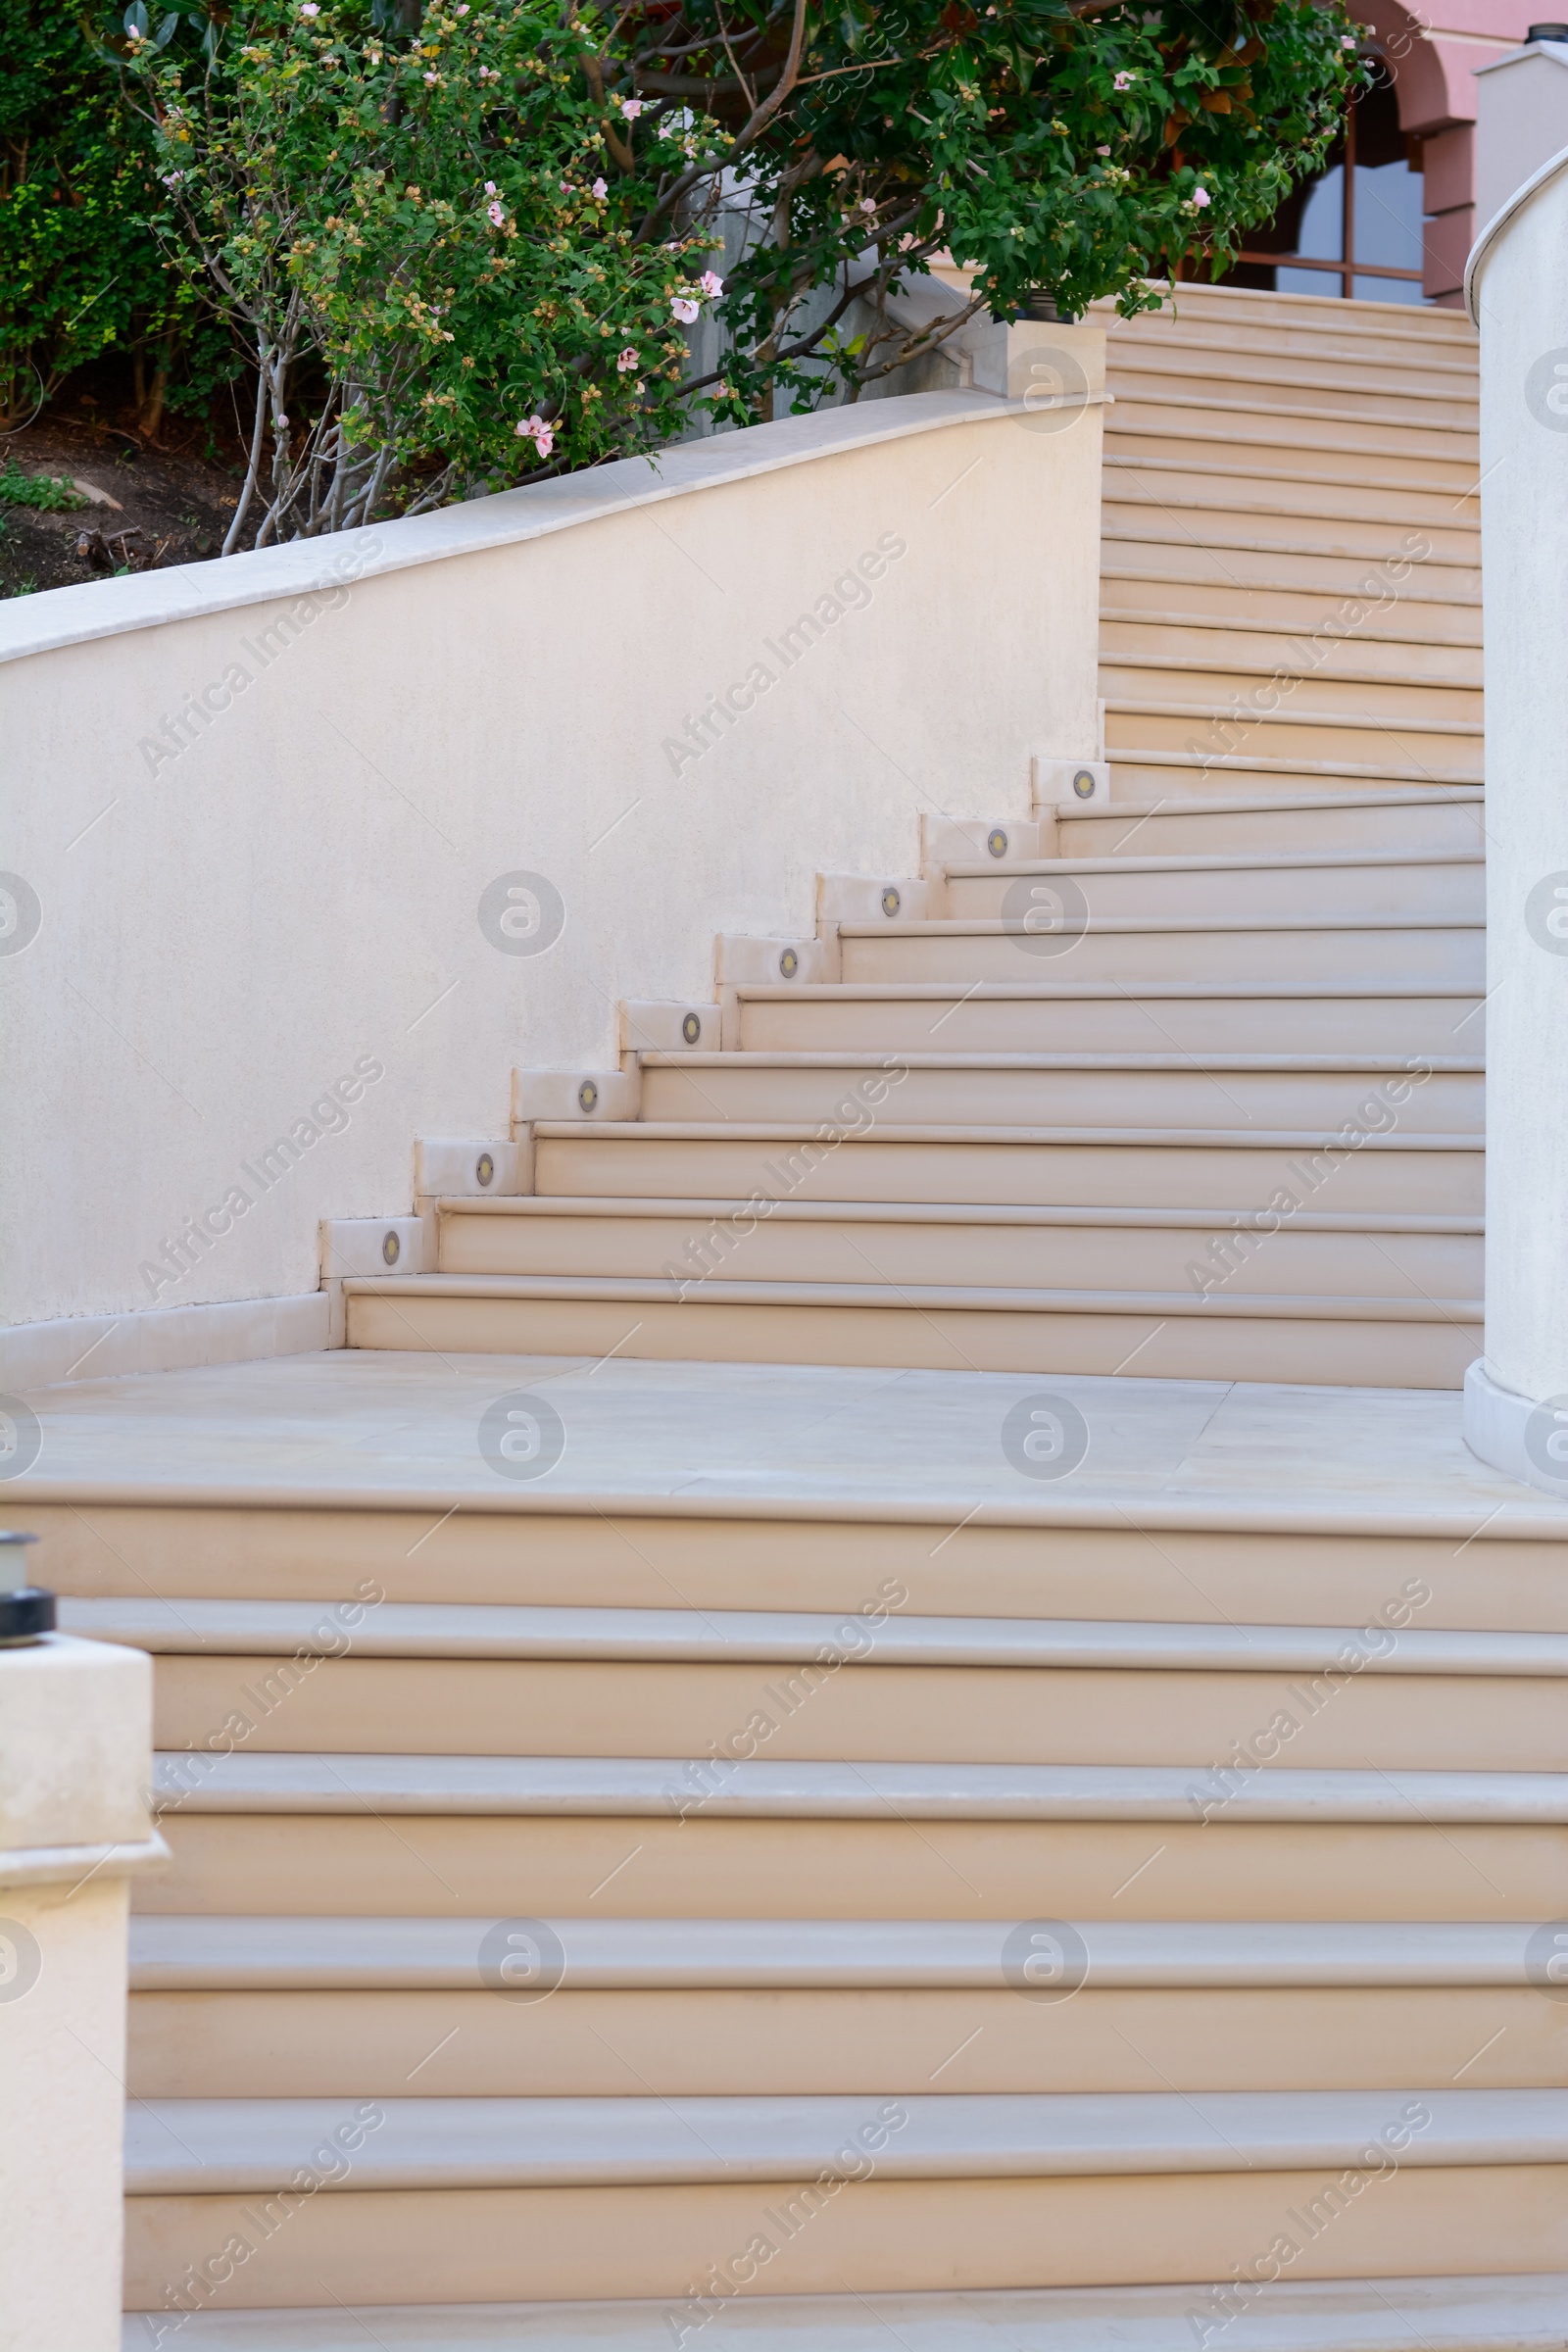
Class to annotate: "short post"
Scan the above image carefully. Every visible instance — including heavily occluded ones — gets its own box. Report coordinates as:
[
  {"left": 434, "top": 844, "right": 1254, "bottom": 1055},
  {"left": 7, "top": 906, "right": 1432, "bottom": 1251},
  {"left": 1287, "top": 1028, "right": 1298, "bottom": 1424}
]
[{"left": 0, "top": 1533, "right": 162, "bottom": 2352}]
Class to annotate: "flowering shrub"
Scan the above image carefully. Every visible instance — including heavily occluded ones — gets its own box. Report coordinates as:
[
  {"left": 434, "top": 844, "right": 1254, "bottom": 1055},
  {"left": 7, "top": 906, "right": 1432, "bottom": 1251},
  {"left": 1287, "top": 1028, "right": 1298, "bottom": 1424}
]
[{"left": 120, "top": 0, "right": 1364, "bottom": 537}]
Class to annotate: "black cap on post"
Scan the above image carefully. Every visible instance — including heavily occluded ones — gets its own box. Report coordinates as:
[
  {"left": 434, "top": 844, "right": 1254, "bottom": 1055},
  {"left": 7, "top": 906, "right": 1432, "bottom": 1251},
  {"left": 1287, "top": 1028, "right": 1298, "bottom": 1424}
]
[{"left": 0, "top": 1530, "right": 54, "bottom": 1645}]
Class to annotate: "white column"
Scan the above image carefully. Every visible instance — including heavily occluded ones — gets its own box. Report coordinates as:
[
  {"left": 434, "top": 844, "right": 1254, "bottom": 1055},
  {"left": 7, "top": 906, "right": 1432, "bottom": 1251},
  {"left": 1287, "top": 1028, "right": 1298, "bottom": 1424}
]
[
  {"left": 0, "top": 1612, "right": 161, "bottom": 2352},
  {"left": 1464, "top": 144, "right": 1568, "bottom": 1494}
]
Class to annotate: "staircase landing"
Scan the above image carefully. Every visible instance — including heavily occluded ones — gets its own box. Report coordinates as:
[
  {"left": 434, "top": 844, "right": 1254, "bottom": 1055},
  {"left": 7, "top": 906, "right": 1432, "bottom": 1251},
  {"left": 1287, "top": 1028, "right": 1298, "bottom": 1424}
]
[{"left": 14, "top": 1350, "right": 1557, "bottom": 1525}]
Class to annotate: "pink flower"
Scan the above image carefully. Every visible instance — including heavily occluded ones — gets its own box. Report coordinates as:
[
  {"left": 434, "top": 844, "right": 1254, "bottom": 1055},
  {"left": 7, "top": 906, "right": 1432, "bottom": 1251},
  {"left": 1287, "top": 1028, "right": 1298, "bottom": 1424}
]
[
  {"left": 618, "top": 96, "right": 645, "bottom": 118},
  {"left": 487, "top": 200, "right": 505, "bottom": 224},
  {"left": 1097, "top": 143, "right": 1110, "bottom": 154},
  {"left": 859, "top": 196, "right": 876, "bottom": 213},
  {"left": 1112, "top": 69, "right": 1134, "bottom": 88},
  {"left": 477, "top": 63, "right": 495, "bottom": 77},
  {"left": 299, "top": 4, "right": 318, "bottom": 15},
  {"left": 515, "top": 414, "right": 555, "bottom": 457},
  {"left": 671, "top": 295, "right": 699, "bottom": 323},
  {"left": 699, "top": 270, "right": 723, "bottom": 298},
  {"left": 1342, "top": 31, "right": 1356, "bottom": 43},
  {"left": 533, "top": 426, "right": 554, "bottom": 458},
  {"left": 423, "top": 69, "right": 438, "bottom": 81},
  {"left": 1191, "top": 183, "right": 1210, "bottom": 208},
  {"left": 484, "top": 180, "right": 497, "bottom": 193},
  {"left": 591, "top": 176, "right": 608, "bottom": 198},
  {"left": 616, "top": 347, "right": 638, "bottom": 371}
]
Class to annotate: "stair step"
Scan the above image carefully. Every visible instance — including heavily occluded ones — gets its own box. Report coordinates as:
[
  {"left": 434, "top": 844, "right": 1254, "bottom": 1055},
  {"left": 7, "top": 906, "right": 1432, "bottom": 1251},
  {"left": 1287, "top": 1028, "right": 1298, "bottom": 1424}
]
[
  {"left": 124, "top": 1913, "right": 1564, "bottom": 1987},
  {"left": 938, "top": 852, "right": 1483, "bottom": 926},
  {"left": 631, "top": 1056, "right": 1482, "bottom": 1134},
  {"left": 1104, "top": 538, "right": 1480, "bottom": 603},
  {"left": 1104, "top": 757, "right": 1483, "bottom": 801},
  {"left": 1100, "top": 643, "right": 1483, "bottom": 702},
  {"left": 1106, "top": 393, "right": 1477, "bottom": 468},
  {"left": 834, "top": 916, "right": 1484, "bottom": 986},
  {"left": 113, "top": 2274, "right": 1568, "bottom": 2351},
  {"left": 430, "top": 1197, "right": 1481, "bottom": 1302},
  {"left": 1101, "top": 571, "right": 1483, "bottom": 634},
  {"left": 1054, "top": 792, "right": 1485, "bottom": 858},
  {"left": 735, "top": 982, "right": 1484, "bottom": 1057},
  {"left": 1104, "top": 441, "right": 1480, "bottom": 497},
  {"left": 519, "top": 1124, "right": 1481, "bottom": 1215},
  {"left": 1105, "top": 368, "right": 1478, "bottom": 430},
  {"left": 1104, "top": 467, "right": 1479, "bottom": 536}
]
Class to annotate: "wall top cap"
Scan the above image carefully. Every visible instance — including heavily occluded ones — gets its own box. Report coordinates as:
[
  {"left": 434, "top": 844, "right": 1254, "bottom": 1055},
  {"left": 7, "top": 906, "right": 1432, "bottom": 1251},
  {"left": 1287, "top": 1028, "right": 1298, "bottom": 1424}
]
[
  {"left": 0, "top": 388, "right": 1034, "bottom": 671},
  {"left": 1466, "top": 134, "right": 1568, "bottom": 319},
  {"left": 1475, "top": 34, "right": 1568, "bottom": 73}
]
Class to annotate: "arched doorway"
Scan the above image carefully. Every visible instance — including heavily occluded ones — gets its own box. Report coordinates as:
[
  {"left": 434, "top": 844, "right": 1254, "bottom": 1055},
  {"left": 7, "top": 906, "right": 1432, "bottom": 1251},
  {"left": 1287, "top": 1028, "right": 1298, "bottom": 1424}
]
[{"left": 1220, "top": 61, "right": 1428, "bottom": 299}]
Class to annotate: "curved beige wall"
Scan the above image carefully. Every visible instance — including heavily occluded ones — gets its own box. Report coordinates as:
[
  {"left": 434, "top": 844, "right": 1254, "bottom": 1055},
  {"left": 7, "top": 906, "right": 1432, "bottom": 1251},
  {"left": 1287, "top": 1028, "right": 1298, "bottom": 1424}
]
[{"left": 0, "top": 383, "right": 1102, "bottom": 1335}]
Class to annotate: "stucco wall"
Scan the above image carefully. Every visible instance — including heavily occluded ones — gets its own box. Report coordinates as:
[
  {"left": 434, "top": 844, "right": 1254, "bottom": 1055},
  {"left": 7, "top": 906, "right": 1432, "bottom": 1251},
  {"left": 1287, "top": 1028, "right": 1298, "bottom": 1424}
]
[{"left": 0, "top": 381, "right": 1102, "bottom": 1339}]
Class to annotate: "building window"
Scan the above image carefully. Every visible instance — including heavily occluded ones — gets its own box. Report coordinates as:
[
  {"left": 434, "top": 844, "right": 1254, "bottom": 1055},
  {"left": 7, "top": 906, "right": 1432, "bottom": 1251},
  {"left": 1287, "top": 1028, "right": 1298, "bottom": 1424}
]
[{"left": 1221, "top": 66, "right": 1426, "bottom": 300}]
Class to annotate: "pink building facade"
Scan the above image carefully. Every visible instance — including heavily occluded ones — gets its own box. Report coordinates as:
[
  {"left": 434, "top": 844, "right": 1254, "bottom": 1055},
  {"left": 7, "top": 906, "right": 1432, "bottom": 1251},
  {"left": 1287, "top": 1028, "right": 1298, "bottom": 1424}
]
[{"left": 1366, "top": 0, "right": 1545, "bottom": 298}]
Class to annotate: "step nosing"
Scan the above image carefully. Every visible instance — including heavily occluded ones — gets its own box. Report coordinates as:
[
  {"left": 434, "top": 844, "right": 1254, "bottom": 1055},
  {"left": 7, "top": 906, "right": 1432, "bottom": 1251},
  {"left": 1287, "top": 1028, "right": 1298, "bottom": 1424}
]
[
  {"left": 122, "top": 2089, "right": 1568, "bottom": 2197},
  {"left": 348, "top": 1276, "right": 1484, "bottom": 1326},
  {"left": 123, "top": 1914, "right": 1568, "bottom": 1989},
  {"left": 146, "top": 1753, "right": 1568, "bottom": 1822},
  {"left": 84, "top": 1602, "right": 1554, "bottom": 1672}
]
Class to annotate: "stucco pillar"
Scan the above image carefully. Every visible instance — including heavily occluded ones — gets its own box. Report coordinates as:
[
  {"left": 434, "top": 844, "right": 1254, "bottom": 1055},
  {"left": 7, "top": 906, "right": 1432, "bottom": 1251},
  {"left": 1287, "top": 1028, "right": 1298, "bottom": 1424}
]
[
  {"left": 0, "top": 1544, "right": 162, "bottom": 2352},
  {"left": 1463, "top": 144, "right": 1568, "bottom": 1494}
]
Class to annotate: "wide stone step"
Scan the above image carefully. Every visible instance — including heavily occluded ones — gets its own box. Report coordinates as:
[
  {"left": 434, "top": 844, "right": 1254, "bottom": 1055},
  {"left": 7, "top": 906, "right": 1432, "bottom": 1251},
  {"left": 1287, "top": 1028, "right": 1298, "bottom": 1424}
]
[
  {"left": 632, "top": 1055, "right": 1482, "bottom": 1134},
  {"left": 1054, "top": 792, "right": 1485, "bottom": 859},
  {"left": 1104, "top": 423, "right": 1480, "bottom": 494},
  {"left": 1104, "top": 755, "right": 1482, "bottom": 801},
  {"left": 936, "top": 852, "right": 1483, "bottom": 926},
  {"left": 119, "top": 2091, "right": 1568, "bottom": 2309},
  {"left": 1101, "top": 570, "right": 1482, "bottom": 639},
  {"left": 1103, "top": 536, "right": 1480, "bottom": 605},
  {"left": 521, "top": 1124, "right": 1481, "bottom": 1213},
  {"left": 143, "top": 1785, "right": 1568, "bottom": 1921},
  {"left": 1105, "top": 363, "right": 1477, "bottom": 430},
  {"left": 112, "top": 2273, "right": 1568, "bottom": 2352},
  {"left": 1103, "top": 630, "right": 1482, "bottom": 710},
  {"left": 142, "top": 1617, "right": 1550, "bottom": 1769},
  {"left": 341, "top": 1273, "right": 1481, "bottom": 1388},
  {"left": 122, "top": 1915, "right": 1567, "bottom": 2098},
  {"left": 833, "top": 917, "right": 1484, "bottom": 987},
  {"left": 734, "top": 981, "right": 1484, "bottom": 1058},
  {"left": 1105, "top": 391, "right": 1477, "bottom": 468},
  {"left": 431, "top": 1197, "right": 1481, "bottom": 1301},
  {"left": 1104, "top": 465, "right": 1479, "bottom": 536},
  {"left": 1102, "top": 709, "right": 1481, "bottom": 783}
]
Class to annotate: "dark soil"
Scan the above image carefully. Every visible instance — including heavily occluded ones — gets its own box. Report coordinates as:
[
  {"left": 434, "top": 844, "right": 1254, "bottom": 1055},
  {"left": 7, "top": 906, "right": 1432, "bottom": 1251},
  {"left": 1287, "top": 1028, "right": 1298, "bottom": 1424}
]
[{"left": 0, "top": 410, "right": 258, "bottom": 601}]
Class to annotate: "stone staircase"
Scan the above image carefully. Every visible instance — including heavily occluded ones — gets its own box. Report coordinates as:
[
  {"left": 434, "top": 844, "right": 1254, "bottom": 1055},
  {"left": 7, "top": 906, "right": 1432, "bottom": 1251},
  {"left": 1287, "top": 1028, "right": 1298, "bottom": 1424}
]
[
  {"left": 334, "top": 284, "right": 1486, "bottom": 1396},
  {"left": 43, "top": 287, "right": 1568, "bottom": 2348}
]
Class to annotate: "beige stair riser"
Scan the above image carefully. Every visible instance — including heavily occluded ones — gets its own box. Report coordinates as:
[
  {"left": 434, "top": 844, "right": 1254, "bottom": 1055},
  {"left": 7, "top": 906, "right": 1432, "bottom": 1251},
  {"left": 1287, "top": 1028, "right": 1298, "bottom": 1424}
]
[
  {"left": 149, "top": 1656, "right": 1553, "bottom": 1772},
  {"left": 1105, "top": 472, "right": 1479, "bottom": 537},
  {"left": 1106, "top": 395, "right": 1477, "bottom": 468},
  {"left": 1103, "top": 712, "right": 1481, "bottom": 777},
  {"left": 1099, "top": 621, "right": 1483, "bottom": 690},
  {"left": 1105, "top": 430, "right": 1480, "bottom": 494},
  {"left": 1105, "top": 760, "right": 1482, "bottom": 802},
  {"left": 141, "top": 1813, "right": 1568, "bottom": 1920},
  {"left": 437, "top": 1207, "right": 1481, "bottom": 1300},
  {"left": 1106, "top": 367, "right": 1478, "bottom": 430},
  {"left": 531, "top": 1134, "right": 1481, "bottom": 1213},
  {"left": 1101, "top": 574, "right": 1482, "bottom": 643},
  {"left": 1104, "top": 537, "right": 1480, "bottom": 602},
  {"left": 33, "top": 1504, "right": 1568, "bottom": 1635},
  {"left": 1103, "top": 509, "right": 1477, "bottom": 572},
  {"left": 1057, "top": 806, "right": 1485, "bottom": 858},
  {"left": 1098, "top": 662, "right": 1483, "bottom": 723},
  {"left": 633, "top": 1066, "right": 1481, "bottom": 1135},
  {"left": 1105, "top": 318, "right": 1477, "bottom": 372},
  {"left": 340, "top": 1289, "right": 1480, "bottom": 1388},
  {"left": 939, "top": 866, "right": 1483, "bottom": 927},
  {"left": 125, "top": 1984, "right": 1562, "bottom": 2100},
  {"left": 835, "top": 929, "right": 1484, "bottom": 987},
  {"left": 120, "top": 2167, "right": 1566, "bottom": 2312},
  {"left": 736, "top": 994, "right": 1484, "bottom": 1057}
]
